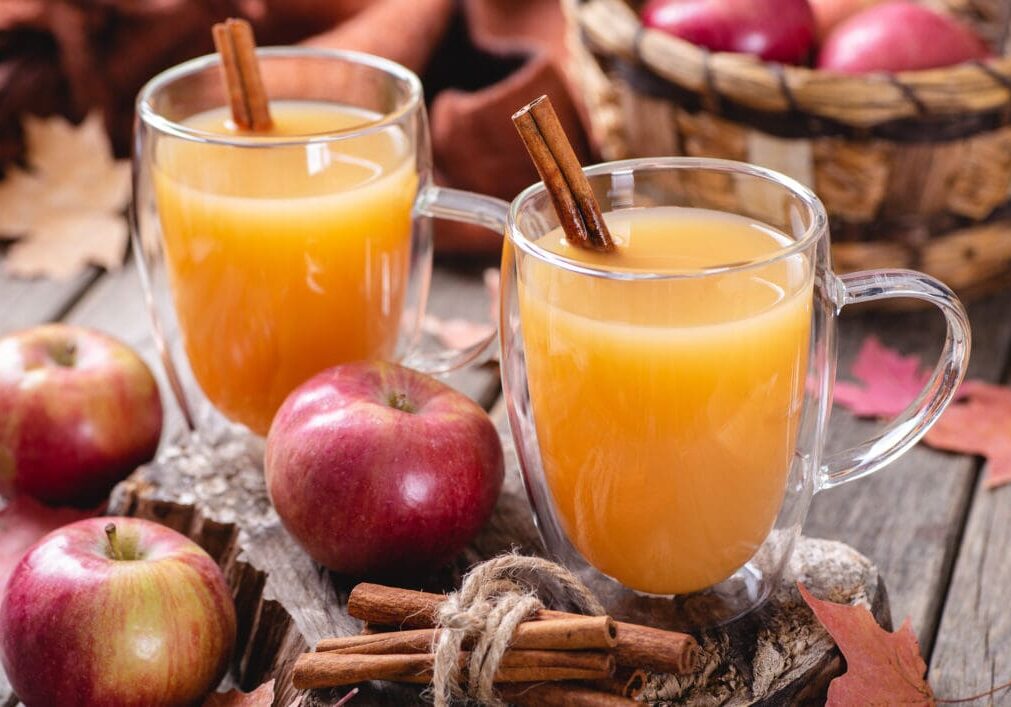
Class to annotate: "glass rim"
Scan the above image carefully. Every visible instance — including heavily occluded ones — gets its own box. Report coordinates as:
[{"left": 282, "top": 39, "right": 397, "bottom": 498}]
[
  {"left": 505, "top": 156, "right": 828, "bottom": 280},
  {"left": 135, "top": 46, "right": 423, "bottom": 147}
]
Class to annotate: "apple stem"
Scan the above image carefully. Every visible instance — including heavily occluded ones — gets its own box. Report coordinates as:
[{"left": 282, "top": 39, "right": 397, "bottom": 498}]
[
  {"left": 105, "top": 523, "right": 124, "bottom": 561},
  {"left": 49, "top": 340, "right": 77, "bottom": 367},
  {"left": 388, "top": 392, "right": 415, "bottom": 414}
]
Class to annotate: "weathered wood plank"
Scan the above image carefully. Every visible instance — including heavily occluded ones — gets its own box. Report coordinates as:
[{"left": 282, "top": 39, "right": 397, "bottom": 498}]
[
  {"left": 928, "top": 468, "right": 1011, "bottom": 699},
  {"left": 806, "top": 291, "right": 1011, "bottom": 654},
  {"left": 0, "top": 270, "right": 99, "bottom": 334}
]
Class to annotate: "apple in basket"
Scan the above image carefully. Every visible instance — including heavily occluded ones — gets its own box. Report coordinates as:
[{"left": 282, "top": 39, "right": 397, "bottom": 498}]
[
  {"left": 809, "top": 0, "right": 882, "bottom": 39},
  {"left": 265, "top": 361, "right": 504, "bottom": 577},
  {"left": 0, "top": 324, "right": 163, "bottom": 507},
  {"left": 818, "top": 1, "right": 989, "bottom": 73},
  {"left": 640, "top": 0, "right": 817, "bottom": 65},
  {"left": 0, "top": 517, "right": 236, "bottom": 707}
]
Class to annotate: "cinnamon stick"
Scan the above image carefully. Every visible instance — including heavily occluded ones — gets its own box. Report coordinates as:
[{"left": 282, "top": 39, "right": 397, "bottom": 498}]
[
  {"left": 317, "top": 616, "right": 617, "bottom": 655},
  {"left": 512, "top": 95, "right": 614, "bottom": 252},
  {"left": 347, "top": 583, "right": 700, "bottom": 675},
  {"left": 499, "top": 682, "right": 637, "bottom": 706},
  {"left": 291, "top": 650, "right": 614, "bottom": 690},
  {"left": 211, "top": 18, "right": 273, "bottom": 131},
  {"left": 588, "top": 667, "right": 648, "bottom": 699}
]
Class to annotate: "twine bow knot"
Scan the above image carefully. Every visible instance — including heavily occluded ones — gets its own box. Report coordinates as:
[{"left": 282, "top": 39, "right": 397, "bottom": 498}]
[{"left": 430, "top": 554, "right": 607, "bottom": 707}]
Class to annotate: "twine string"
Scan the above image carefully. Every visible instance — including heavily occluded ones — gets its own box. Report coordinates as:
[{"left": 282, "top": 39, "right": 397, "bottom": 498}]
[{"left": 429, "top": 553, "right": 606, "bottom": 707}]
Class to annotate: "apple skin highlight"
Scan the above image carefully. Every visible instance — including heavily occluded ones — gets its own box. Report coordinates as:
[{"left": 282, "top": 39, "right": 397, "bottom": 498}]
[
  {"left": 265, "top": 361, "right": 505, "bottom": 578},
  {"left": 0, "top": 517, "right": 236, "bottom": 707},
  {"left": 0, "top": 324, "right": 163, "bottom": 507}
]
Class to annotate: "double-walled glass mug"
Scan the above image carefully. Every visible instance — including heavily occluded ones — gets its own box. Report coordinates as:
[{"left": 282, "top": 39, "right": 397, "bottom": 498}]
[
  {"left": 498, "top": 157, "right": 971, "bottom": 627},
  {"left": 133, "top": 49, "right": 503, "bottom": 435}
]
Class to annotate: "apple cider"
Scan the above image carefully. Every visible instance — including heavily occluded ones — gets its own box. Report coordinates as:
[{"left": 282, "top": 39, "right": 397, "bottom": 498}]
[
  {"left": 518, "top": 206, "right": 813, "bottom": 595},
  {"left": 153, "top": 101, "right": 418, "bottom": 434}
]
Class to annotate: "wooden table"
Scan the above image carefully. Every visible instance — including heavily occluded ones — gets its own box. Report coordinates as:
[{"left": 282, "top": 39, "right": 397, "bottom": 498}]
[{"left": 1, "top": 260, "right": 1007, "bottom": 705}]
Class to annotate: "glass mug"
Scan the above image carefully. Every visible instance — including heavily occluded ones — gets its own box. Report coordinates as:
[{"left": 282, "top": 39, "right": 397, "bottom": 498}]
[
  {"left": 132, "top": 48, "right": 502, "bottom": 435},
  {"left": 498, "top": 158, "right": 971, "bottom": 627}
]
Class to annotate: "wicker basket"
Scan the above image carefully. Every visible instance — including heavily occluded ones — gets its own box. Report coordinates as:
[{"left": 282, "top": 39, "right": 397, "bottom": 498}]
[{"left": 565, "top": 0, "right": 1011, "bottom": 298}]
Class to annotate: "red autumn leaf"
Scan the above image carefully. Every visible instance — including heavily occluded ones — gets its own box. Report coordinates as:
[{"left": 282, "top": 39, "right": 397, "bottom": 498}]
[
  {"left": 798, "top": 583, "right": 934, "bottom": 706},
  {"left": 202, "top": 680, "right": 274, "bottom": 707},
  {"left": 834, "top": 336, "right": 930, "bottom": 418},
  {"left": 0, "top": 496, "right": 100, "bottom": 597},
  {"left": 923, "top": 380, "right": 1011, "bottom": 489}
]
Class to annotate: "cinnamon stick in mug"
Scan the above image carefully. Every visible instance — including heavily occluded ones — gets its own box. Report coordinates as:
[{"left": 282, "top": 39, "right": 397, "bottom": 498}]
[
  {"left": 347, "top": 583, "right": 700, "bottom": 675},
  {"left": 212, "top": 18, "right": 273, "bottom": 130},
  {"left": 512, "top": 96, "right": 614, "bottom": 252}
]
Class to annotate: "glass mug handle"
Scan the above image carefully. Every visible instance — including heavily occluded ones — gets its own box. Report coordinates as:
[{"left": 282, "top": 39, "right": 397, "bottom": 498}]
[
  {"left": 820, "top": 268, "right": 972, "bottom": 489},
  {"left": 404, "top": 185, "right": 510, "bottom": 374}
]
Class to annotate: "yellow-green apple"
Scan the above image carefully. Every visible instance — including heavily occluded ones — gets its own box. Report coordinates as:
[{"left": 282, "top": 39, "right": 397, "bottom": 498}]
[
  {"left": 0, "top": 324, "right": 163, "bottom": 507},
  {"left": 818, "top": 1, "right": 989, "bottom": 73},
  {"left": 265, "top": 361, "right": 504, "bottom": 577},
  {"left": 641, "top": 0, "right": 816, "bottom": 64},
  {"left": 0, "top": 517, "right": 236, "bottom": 706}
]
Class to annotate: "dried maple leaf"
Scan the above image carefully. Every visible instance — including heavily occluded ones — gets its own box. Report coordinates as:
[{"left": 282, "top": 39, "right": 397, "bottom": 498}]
[
  {"left": 0, "top": 496, "right": 99, "bottom": 598},
  {"left": 423, "top": 268, "right": 500, "bottom": 356},
  {"left": 202, "top": 680, "right": 274, "bottom": 707},
  {"left": 834, "top": 336, "right": 930, "bottom": 418},
  {"left": 924, "top": 380, "right": 1011, "bottom": 489},
  {"left": 798, "top": 583, "right": 935, "bottom": 706},
  {"left": 0, "top": 112, "right": 130, "bottom": 280},
  {"left": 422, "top": 316, "right": 496, "bottom": 352}
]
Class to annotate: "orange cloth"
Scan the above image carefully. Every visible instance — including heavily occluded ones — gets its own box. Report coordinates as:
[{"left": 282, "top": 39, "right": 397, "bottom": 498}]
[{"left": 0, "top": 0, "right": 588, "bottom": 256}]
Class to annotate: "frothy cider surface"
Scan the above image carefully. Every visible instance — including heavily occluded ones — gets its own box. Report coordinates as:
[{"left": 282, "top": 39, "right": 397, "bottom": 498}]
[
  {"left": 154, "top": 102, "right": 417, "bottom": 434},
  {"left": 518, "top": 207, "right": 812, "bottom": 595}
]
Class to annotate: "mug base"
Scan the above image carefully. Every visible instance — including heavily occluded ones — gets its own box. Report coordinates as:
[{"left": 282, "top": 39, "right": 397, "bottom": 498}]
[{"left": 575, "top": 560, "right": 776, "bottom": 630}]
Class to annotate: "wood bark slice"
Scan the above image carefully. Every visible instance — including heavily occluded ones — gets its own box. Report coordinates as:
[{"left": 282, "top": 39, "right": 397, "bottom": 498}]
[{"left": 102, "top": 410, "right": 889, "bottom": 707}]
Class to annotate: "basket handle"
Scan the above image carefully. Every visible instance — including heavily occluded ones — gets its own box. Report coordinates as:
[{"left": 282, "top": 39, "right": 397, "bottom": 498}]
[{"left": 819, "top": 269, "right": 971, "bottom": 490}]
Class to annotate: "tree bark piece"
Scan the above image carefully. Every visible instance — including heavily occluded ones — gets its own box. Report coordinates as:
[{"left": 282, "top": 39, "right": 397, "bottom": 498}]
[
  {"left": 104, "top": 405, "right": 890, "bottom": 706},
  {"left": 636, "top": 539, "right": 890, "bottom": 705},
  {"left": 498, "top": 682, "right": 636, "bottom": 706}
]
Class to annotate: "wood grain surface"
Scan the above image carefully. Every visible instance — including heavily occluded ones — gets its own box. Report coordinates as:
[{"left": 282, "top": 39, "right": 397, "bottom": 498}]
[
  {"left": 929, "top": 473, "right": 1011, "bottom": 703},
  {"left": 807, "top": 292, "right": 1011, "bottom": 656},
  {"left": 1, "top": 268, "right": 1008, "bottom": 705},
  {"left": 0, "top": 269, "right": 98, "bottom": 335},
  {"left": 928, "top": 331, "right": 1011, "bottom": 703}
]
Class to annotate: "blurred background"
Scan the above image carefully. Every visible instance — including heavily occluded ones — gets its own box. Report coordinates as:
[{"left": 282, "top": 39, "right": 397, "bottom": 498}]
[{"left": 0, "top": 0, "right": 591, "bottom": 255}]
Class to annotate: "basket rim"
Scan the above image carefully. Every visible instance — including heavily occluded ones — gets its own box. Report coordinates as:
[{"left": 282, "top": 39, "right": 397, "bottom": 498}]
[{"left": 574, "top": 0, "right": 1011, "bottom": 128}]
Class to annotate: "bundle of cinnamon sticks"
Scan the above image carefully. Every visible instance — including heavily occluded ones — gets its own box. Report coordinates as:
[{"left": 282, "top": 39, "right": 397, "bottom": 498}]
[{"left": 292, "top": 583, "right": 701, "bottom": 706}]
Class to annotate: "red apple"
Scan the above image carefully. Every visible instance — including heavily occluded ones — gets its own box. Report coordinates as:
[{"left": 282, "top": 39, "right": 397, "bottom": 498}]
[
  {"left": 641, "top": 0, "right": 816, "bottom": 65},
  {"left": 818, "top": 1, "right": 989, "bottom": 73},
  {"left": 265, "top": 361, "right": 504, "bottom": 577},
  {"left": 0, "top": 324, "right": 163, "bottom": 507},
  {"left": 0, "top": 517, "right": 236, "bottom": 707},
  {"left": 809, "top": 0, "right": 881, "bottom": 39}
]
